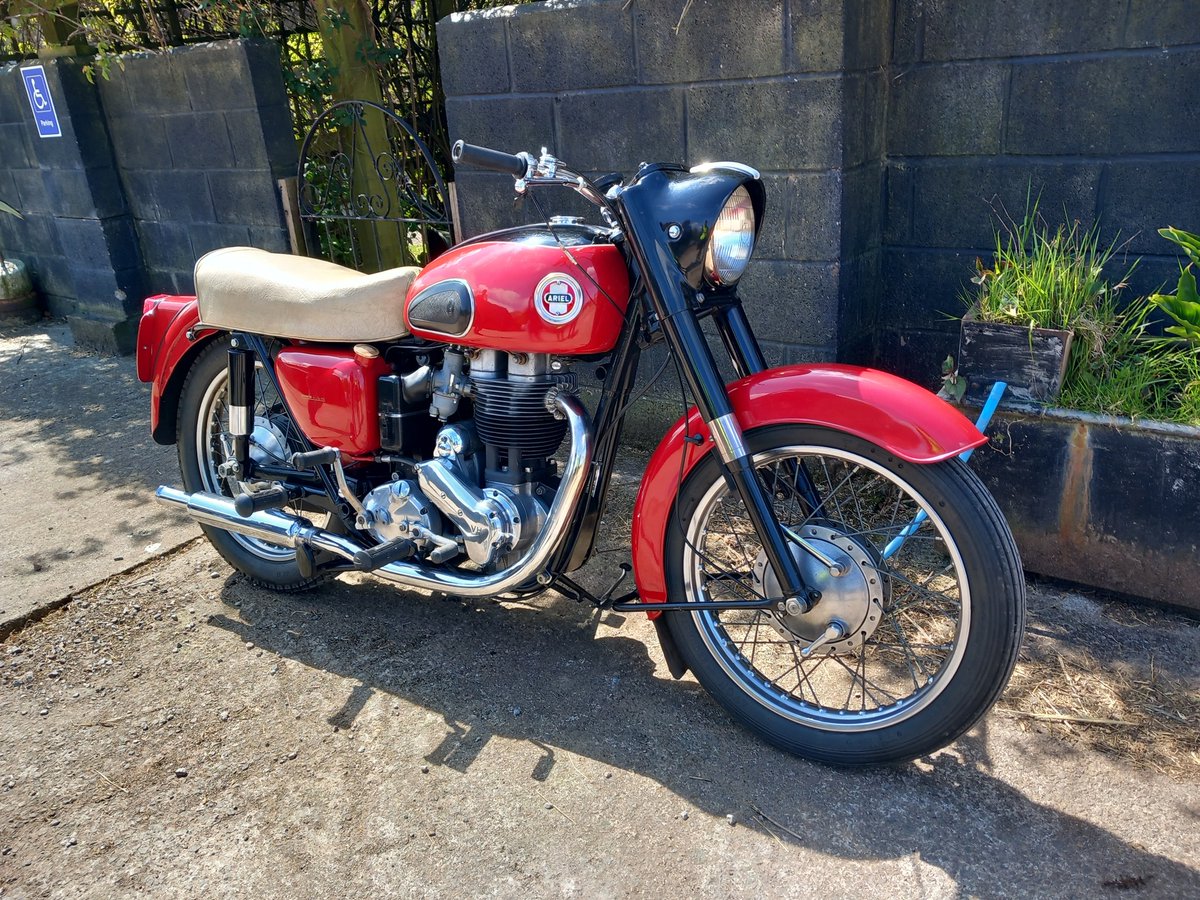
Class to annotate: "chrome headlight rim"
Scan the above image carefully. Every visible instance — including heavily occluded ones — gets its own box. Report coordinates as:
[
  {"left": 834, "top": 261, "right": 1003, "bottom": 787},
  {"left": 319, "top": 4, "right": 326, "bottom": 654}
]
[{"left": 704, "top": 185, "right": 757, "bottom": 286}]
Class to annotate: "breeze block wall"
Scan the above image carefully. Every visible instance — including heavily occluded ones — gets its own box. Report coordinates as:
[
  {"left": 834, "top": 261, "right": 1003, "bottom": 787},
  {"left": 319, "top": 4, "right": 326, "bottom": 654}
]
[
  {"left": 438, "top": 0, "right": 892, "bottom": 369},
  {"left": 439, "top": 0, "right": 1200, "bottom": 388},
  {"left": 881, "top": 1, "right": 1200, "bottom": 383},
  {"left": 0, "top": 39, "right": 295, "bottom": 353}
]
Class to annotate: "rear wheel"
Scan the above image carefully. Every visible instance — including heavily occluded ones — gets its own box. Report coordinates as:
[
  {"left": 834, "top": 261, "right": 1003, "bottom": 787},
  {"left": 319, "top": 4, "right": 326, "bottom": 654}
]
[
  {"left": 176, "top": 337, "right": 335, "bottom": 591},
  {"left": 664, "top": 425, "right": 1025, "bottom": 766}
]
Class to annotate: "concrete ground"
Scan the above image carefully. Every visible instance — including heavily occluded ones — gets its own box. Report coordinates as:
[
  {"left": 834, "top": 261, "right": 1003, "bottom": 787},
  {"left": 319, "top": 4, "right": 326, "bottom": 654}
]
[
  {"left": 0, "top": 322, "right": 196, "bottom": 635},
  {"left": 1, "top": 321, "right": 1197, "bottom": 898}
]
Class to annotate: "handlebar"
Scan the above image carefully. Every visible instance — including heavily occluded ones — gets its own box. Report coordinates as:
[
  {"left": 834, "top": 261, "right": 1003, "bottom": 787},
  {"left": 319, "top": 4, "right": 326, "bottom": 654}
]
[{"left": 451, "top": 140, "right": 530, "bottom": 177}]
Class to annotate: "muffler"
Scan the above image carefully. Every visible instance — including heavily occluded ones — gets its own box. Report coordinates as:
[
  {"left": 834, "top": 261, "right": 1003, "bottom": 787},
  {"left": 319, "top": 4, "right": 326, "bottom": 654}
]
[{"left": 155, "top": 393, "right": 592, "bottom": 597}]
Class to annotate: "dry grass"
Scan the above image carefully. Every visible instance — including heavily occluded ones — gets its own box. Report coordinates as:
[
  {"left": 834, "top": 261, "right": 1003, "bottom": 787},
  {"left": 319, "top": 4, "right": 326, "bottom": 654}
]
[{"left": 999, "top": 588, "right": 1200, "bottom": 779}]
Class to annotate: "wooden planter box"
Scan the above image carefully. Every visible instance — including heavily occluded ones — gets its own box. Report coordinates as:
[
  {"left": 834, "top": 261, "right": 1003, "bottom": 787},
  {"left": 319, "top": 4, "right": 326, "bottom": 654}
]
[
  {"left": 968, "top": 405, "right": 1200, "bottom": 613},
  {"left": 958, "top": 312, "right": 1074, "bottom": 406}
]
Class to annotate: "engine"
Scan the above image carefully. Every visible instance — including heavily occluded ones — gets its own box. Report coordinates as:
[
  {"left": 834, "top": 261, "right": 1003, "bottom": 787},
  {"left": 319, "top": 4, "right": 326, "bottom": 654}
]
[{"left": 363, "top": 349, "right": 570, "bottom": 571}]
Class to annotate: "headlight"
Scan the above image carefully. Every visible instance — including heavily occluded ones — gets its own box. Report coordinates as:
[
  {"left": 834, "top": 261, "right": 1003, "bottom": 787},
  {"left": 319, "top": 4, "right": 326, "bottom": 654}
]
[{"left": 705, "top": 186, "right": 756, "bottom": 285}]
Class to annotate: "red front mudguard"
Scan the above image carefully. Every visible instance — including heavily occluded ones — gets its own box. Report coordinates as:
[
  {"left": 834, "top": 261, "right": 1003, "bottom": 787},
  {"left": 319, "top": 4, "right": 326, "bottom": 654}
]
[{"left": 630, "top": 364, "right": 987, "bottom": 610}]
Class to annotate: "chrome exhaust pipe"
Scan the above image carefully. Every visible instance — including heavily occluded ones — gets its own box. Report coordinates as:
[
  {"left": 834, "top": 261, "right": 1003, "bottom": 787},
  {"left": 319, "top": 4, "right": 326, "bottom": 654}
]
[
  {"left": 154, "top": 393, "right": 593, "bottom": 597},
  {"left": 154, "top": 486, "right": 365, "bottom": 564}
]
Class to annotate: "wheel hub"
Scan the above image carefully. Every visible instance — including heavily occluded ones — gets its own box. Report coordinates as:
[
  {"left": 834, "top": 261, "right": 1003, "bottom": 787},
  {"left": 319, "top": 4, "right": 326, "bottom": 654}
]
[
  {"left": 248, "top": 416, "right": 289, "bottom": 467},
  {"left": 752, "top": 524, "right": 885, "bottom": 655}
]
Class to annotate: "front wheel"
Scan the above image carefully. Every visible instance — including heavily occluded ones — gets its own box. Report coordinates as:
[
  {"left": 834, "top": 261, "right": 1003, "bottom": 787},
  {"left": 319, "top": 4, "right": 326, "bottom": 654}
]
[{"left": 664, "top": 425, "right": 1025, "bottom": 766}]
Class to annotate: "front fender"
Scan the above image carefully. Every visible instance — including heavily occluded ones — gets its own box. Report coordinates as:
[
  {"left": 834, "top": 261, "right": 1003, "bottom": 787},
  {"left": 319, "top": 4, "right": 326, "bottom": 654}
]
[
  {"left": 630, "top": 364, "right": 987, "bottom": 609},
  {"left": 136, "top": 295, "right": 218, "bottom": 443}
]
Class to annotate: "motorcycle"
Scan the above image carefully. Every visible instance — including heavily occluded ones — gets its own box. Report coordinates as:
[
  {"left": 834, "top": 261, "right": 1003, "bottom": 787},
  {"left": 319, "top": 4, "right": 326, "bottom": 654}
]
[{"left": 137, "top": 140, "right": 1025, "bottom": 766}]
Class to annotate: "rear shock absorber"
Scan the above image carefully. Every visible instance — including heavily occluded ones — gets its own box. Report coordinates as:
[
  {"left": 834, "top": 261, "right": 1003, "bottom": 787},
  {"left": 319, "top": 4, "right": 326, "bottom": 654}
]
[{"left": 227, "top": 339, "right": 255, "bottom": 478}]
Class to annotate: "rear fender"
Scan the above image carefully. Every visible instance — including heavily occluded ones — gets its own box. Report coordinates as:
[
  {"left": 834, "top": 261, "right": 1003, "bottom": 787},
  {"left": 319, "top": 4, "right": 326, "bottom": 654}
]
[
  {"left": 630, "top": 364, "right": 987, "bottom": 611},
  {"left": 136, "top": 295, "right": 219, "bottom": 444}
]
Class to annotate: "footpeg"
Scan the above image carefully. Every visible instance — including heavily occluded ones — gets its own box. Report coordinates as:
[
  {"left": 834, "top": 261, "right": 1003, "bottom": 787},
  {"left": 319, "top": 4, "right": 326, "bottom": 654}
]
[
  {"left": 233, "top": 484, "right": 292, "bottom": 517},
  {"left": 289, "top": 448, "right": 339, "bottom": 470},
  {"left": 352, "top": 538, "right": 417, "bottom": 572}
]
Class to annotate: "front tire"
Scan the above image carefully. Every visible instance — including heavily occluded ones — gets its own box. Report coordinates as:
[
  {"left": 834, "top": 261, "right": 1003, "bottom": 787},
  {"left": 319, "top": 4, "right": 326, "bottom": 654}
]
[
  {"left": 176, "top": 336, "right": 334, "bottom": 591},
  {"left": 664, "top": 425, "right": 1025, "bottom": 766}
]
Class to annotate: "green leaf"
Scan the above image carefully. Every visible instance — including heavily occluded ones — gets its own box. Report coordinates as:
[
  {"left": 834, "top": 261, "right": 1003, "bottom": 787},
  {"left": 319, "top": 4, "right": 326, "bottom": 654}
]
[
  {"left": 0, "top": 200, "right": 22, "bottom": 218},
  {"left": 941, "top": 355, "right": 956, "bottom": 376},
  {"left": 1158, "top": 227, "right": 1200, "bottom": 267}
]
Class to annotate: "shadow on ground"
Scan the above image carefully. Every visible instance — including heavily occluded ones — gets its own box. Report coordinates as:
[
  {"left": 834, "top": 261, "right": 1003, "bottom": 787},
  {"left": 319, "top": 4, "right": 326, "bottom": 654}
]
[{"left": 208, "top": 571, "right": 1199, "bottom": 897}]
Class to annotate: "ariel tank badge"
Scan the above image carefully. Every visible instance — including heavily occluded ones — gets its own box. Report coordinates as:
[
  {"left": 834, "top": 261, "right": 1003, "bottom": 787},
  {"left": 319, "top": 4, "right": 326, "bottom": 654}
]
[{"left": 534, "top": 273, "right": 583, "bottom": 325}]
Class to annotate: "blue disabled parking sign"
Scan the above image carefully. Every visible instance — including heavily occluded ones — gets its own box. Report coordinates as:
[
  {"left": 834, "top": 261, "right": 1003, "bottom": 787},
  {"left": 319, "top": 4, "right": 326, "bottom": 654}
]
[{"left": 22, "top": 66, "right": 62, "bottom": 139}]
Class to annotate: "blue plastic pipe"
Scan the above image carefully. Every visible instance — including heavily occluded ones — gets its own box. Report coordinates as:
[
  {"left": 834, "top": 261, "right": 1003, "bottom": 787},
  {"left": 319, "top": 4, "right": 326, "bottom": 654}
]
[{"left": 881, "top": 381, "right": 1008, "bottom": 560}]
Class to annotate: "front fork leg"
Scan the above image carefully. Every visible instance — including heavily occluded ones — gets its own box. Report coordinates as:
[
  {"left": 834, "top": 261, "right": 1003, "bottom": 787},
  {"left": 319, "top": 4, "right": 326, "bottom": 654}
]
[{"left": 662, "top": 309, "right": 815, "bottom": 613}]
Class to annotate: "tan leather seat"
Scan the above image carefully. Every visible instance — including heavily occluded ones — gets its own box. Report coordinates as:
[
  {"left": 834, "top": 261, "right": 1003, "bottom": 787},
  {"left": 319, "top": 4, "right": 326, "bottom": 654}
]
[{"left": 195, "top": 247, "right": 418, "bottom": 342}]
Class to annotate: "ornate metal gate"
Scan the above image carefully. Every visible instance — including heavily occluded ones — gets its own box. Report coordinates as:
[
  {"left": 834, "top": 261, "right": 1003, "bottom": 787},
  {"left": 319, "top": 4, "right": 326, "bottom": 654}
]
[{"left": 296, "top": 100, "right": 453, "bottom": 272}]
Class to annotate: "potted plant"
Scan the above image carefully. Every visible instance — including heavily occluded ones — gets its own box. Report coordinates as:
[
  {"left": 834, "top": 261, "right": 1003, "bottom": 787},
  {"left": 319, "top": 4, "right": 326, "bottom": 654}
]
[
  {"left": 0, "top": 199, "right": 38, "bottom": 325},
  {"left": 955, "top": 201, "right": 1132, "bottom": 406},
  {"left": 960, "top": 224, "right": 1200, "bottom": 612}
]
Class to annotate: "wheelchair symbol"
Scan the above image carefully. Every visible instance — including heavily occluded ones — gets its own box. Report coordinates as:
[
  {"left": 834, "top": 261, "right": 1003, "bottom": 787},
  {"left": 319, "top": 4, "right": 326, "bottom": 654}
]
[{"left": 31, "top": 85, "right": 48, "bottom": 111}]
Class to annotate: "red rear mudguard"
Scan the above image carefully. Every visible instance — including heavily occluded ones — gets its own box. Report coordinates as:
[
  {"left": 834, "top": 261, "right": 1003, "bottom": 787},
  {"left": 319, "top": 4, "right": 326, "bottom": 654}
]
[
  {"left": 630, "top": 364, "right": 987, "bottom": 610},
  {"left": 136, "top": 295, "right": 216, "bottom": 443}
]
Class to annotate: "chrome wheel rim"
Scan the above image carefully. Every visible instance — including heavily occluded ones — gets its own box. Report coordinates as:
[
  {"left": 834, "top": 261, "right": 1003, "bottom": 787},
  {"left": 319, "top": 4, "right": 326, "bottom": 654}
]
[{"left": 683, "top": 445, "right": 971, "bottom": 732}]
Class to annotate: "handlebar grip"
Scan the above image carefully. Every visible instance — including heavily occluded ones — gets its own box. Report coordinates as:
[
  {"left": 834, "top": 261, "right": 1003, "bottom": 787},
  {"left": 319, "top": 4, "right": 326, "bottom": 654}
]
[{"left": 452, "top": 140, "right": 528, "bottom": 177}]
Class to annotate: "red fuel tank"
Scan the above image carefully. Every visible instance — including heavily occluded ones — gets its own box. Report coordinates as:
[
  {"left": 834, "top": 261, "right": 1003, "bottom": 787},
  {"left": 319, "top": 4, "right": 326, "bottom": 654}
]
[{"left": 405, "top": 225, "right": 630, "bottom": 355}]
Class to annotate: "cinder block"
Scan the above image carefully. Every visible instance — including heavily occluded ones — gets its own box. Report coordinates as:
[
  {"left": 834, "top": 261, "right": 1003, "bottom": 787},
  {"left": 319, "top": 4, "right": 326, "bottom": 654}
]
[
  {"left": 891, "top": 0, "right": 922, "bottom": 65},
  {"left": 0, "top": 68, "right": 27, "bottom": 124},
  {"left": 137, "top": 220, "right": 195, "bottom": 272},
  {"left": 121, "top": 52, "right": 189, "bottom": 116},
  {"left": 247, "top": 225, "right": 289, "bottom": 253},
  {"left": 880, "top": 247, "right": 973, "bottom": 328},
  {"left": 254, "top": 103, "right": 298, "bottom": 177},
  {"left": 508, "top": 1, "right": 633, "bottom": 92},
  {"left": 437, "top": 11, "right": 511, "bottom": 96},
  {"left": 557, "top": 89, "right": 684, "bottom": 172},
  {"left": 840, "top": 163, "right": 884, "bottom": 256},
  {"left": 901, "top": 161, "right": 1101, "bottom": 250},
  {"left": 445, "top": 95, "right": 555, "bottom": 160},
  {"left": 189, "top": 222, "right": 251, "bottom": 258},
  {"left": 243, "top": 39, "right": 291, "bottom": 111},
  {"left": 1125, "top": 0, "right": 1200, "bottom": 48},
  {"left": 785, "top": 171, "right": 842, "bottom": 261},
  {"left": 1007, "top": 51, "right": 1200, "bottom": 155},
  {"left": 148, "top": 170, "right": 215, "bottom": 224},
  {"left": 635, "top": 0, "right": 786, "bottom": 84},
  {"left": 55, "top": 215, "right": 141, "bottom": 272},
  {"left": 224, "top": 109, "right": 271, "bottom": 169},
  {"left": 107, "top": 115, "right": 171, "bottom": 171},
  {"left": 687, "top": 77, "right": 842, "bottom": 171},
  {"left": 922, "top": 1, "right": 1124, "bottom": 60},
  {"left": 790, "top": 0, "right": 846, "bottom": 72},
  {"left": 165, "top": 112, "right": 235, "bottom": 169},
  {"left": 738, "top": 259, "right": 840, "bottom": 345},
  {"left": 11, "top": 168, "right": 51, "bottom": 215},
  {"left": 208, "top": 171, "right": 283, "bottom": 227},
  {"left": 0, "top": 122, "right": 31, "bottom": 168},
  {"left": 7, "top": 212, "right": 61, "bottom": 259},
  {"left": 67, "top": 311, "right": 139, "bottom": 355},
  {"left": 29, "top": 254, "right": 72, "bottom": 298},
  {"left": 875, "top": 326, "right": 960, "bottom": 389},
  {"left": 843, "top": 71, "right": 886, "bottom": 168},
  {"left": 843, "top": 0, "right": 892, "bottom": 70},
  {"left": 755, "top": 174, "right": 789, "bottom": 260},
  {"left": 179, "top": 41, "right": 254, "bottom": 111},
  {"left": 888, "top": 62, "right": 1007, "bottom": 157},
  {"left": 449, "top": 170, "right": 539, "bottom": 239},
  {"left": 884, "top": 161, "right": 913, "bottom": 245}
]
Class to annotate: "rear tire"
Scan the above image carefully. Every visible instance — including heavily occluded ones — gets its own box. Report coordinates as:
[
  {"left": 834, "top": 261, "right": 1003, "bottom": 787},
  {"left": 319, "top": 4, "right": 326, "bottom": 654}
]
[
  {"left": 176, "top": 336, "right": 334, "bottom": 591},
  {"left": 664, "top": 425, "right": 1025, "bottom": 766}
]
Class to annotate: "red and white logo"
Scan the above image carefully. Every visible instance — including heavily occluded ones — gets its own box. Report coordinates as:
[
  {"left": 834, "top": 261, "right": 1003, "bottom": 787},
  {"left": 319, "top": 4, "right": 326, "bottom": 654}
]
[{"left": 534, "top": 273, "right": 584, "bottom": 325}]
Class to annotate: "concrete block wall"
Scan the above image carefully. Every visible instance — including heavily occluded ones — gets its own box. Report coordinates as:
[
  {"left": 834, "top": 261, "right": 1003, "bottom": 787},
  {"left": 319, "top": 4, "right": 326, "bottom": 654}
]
[
  {"left": 0, "top": 39, "right": 295, "bottom": 352},
  {"left": 439, "top": 0, "right": 893, "bottom": 369},
  {"left": 882, "top": 0, "right": 1200, "bottom": 383},
  {"left": 439, "top": 0, "right": 1200, "bottom": 388}
]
